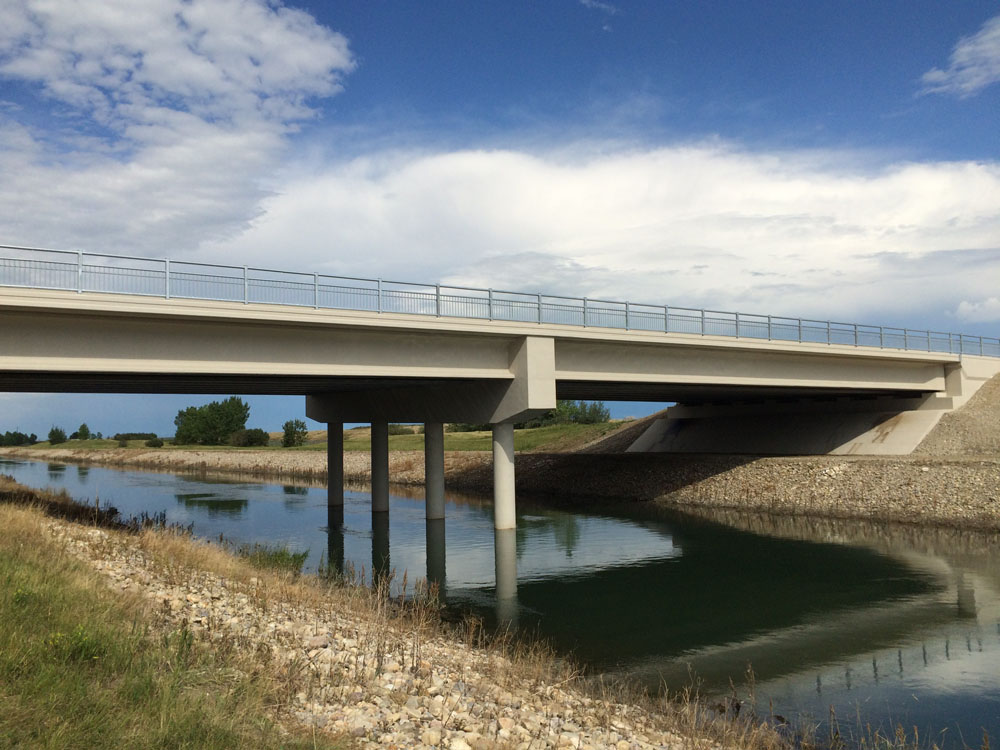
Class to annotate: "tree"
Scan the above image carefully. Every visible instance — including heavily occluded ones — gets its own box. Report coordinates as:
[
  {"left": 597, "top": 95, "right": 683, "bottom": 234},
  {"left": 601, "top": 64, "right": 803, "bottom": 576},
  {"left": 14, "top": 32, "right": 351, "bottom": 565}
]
[
  {"left": 173, "top": 397, "right": 250, "bottom": 445},
  {"left": 282, "top": 419, "right": 308, "bottom": 448},
  {"left": 77, "top": 423, "right": 91, "bottom": 440},
  {"left": 48, "top": 426, "right": 67, "bottom": 445},
  {"left": 229, "top": 428, "right": 269, "bottom": 447}
]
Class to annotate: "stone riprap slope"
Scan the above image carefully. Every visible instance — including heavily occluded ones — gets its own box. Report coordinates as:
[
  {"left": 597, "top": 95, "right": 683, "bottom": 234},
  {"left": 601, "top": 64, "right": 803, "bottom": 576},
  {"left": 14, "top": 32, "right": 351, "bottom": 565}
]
[
  {"left": 47, "top": 518, "right": 698, "bottom": 750},
  {"left": 917, "top": 373, "right": 1000, "bottom": 456}
]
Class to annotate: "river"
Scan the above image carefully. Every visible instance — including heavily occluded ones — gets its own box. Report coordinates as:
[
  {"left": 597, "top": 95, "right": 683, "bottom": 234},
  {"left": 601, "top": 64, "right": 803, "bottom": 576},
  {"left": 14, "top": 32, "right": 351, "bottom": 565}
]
[{"left": 3, "top": 455, "right": 999, "bottom": 746}]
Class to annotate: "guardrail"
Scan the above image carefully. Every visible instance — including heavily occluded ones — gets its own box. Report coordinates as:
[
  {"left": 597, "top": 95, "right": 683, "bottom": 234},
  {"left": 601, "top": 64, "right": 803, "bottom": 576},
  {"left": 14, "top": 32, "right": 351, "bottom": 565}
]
[{"left": 1, "top": 244, "right": 997, "bottom": 358}]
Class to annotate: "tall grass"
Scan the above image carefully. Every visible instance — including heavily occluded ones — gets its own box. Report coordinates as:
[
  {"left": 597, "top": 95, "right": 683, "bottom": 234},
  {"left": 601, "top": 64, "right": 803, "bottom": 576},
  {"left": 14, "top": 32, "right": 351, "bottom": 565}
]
[{"left": 0, "top": 503, "right": 347, "bottom": 749}]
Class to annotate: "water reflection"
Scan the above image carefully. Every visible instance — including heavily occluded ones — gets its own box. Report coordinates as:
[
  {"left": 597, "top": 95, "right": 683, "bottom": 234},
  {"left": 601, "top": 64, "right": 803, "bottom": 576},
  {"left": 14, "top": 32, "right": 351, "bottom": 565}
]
[
  {"left": 47, "top": 462, "right": 66, "bottom": 479},
  {"left": 426, "top": 519, "right": 446, "bottom": 597},
  {"left": 76, "top": 465, "right": 90, "bottom": 482},
  {"left": 175, "top": 492, "right": 248, "bottom": 517},
  {"left": 494, "top": 528, "right": 518, "bottom": 627},
  {"left": 326, "top": 504, "right": 345, "bottom": 576},
  {"left": 372, "top": 511, "right": 390, "bottom": 584}
]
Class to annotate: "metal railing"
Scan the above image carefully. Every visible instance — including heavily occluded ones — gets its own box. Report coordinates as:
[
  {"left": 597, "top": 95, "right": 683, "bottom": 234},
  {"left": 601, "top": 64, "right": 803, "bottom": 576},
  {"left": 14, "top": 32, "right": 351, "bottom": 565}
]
[{"left": 1, "top": 244, "right": 997, "bottom": 358}]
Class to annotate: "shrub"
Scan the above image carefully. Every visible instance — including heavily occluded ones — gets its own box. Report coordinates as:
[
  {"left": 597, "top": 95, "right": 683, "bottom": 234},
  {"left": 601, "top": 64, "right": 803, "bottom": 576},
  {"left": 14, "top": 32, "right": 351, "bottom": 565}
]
[
  {"left": 112, "top": 433, "right": 157, "bottom": 441},
  {"left": 282, "top": 419, "right": 308, "bottom": 448},
  {"left": 387, "top": 423, "right": 415, "bottom": 435},
  {"left": 117, "top": 439, "right": 129, "bottom": 448},
  {"left": 144, "top": 438, "right": 164, "bottom": 448},
  {"left": 48, "top": 427, "right": 67, "bottom": 445},
  {"left": 229, "top": 428, "right": 269, "bottom": 447}
]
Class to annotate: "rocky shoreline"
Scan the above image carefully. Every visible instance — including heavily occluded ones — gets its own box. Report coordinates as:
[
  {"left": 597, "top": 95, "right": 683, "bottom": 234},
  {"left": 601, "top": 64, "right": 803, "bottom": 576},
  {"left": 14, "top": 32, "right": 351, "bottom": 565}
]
[
  {"left": 44, "top": 515, "right": 703, "bottom": 750},
  {"left": 5, "top": 445, "right": 998, "bottom": 531}
]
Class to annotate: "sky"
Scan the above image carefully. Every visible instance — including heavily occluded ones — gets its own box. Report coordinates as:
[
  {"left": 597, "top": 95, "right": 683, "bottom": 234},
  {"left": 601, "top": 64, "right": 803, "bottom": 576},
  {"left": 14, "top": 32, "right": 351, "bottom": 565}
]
[{"left": 1, "top": 0, "right": 999, "bottom": 436}]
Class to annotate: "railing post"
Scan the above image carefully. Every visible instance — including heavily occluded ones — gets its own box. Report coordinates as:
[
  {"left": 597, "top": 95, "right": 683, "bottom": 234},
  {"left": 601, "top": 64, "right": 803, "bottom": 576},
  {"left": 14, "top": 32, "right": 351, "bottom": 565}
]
[
  {"left": 77, "top": 251, "right": 83, "bottom": 293},
  {"left": 767, "top": 315, "right": 772, "bottom": 340},
  {"left": 980, "top": 337, "right": 984, "bottom": 356},
  {"left": 377, "top": 279, "right": 383, "bottom": 313},
  {"left": 536, "top": 293, "right": 541, "bottom": 323},
  {"left": 664, "top": 305, "right": 669, "bottom": 333},
  {"left": 700, "top": 309, "right": 705, "bottom": 336},
  {"left": 625, "top": 301, "right": 630, "bottom": 331},
  {"left": 488, "top": 289, "right": 493, "bottom": 321},
  {"left": 314, "top": 273, "right": 319, "bottom": 308},
  {"left": 797, "top": 319, "right": 802, "bottom": 342},
  {"left": 165, "top": 259, "right": 170, "bottom": 299},
  {"left": 880, "top": 326, "right": 884, "bottom": 349},
  {"left": 854, "top": 324, "right": 858, "bottom": 347},
  {"left": 583, "top": 297, "right": 588, "bottom": 327},
  {"left": 926, "top": 330, "right": 931, "bottom": 352},
  {"left": 435, "top": 284, "right": 441, "bottom": 317},
  {"left": 826, "top": 321, "right": 831, "bottom": 345},
  {"left": 243, "top": 266, "right": 248, "bottom": 304},
  {"left": 735, "top": 312, "right": 740, "bottom": 339}
]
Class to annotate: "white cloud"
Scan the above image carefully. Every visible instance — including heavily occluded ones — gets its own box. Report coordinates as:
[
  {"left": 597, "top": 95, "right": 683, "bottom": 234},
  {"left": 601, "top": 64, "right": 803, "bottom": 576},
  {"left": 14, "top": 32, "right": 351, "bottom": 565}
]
[
  {"left": 956, "top": 297, "right": 1000, "bottom": 323},
  {"left": 204, "top": 145, "right": 1000, "bottom": 327},
  {"left": 0, "top": 0, "right": 354, "bottom": 256},
  {"left": 921, "top": 15, "right": 1000, "bottom": 97}
]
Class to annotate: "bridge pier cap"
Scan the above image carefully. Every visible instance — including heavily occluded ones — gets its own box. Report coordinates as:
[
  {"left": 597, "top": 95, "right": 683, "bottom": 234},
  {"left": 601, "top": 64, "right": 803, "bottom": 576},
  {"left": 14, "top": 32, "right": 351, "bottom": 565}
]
[{"left": 305, "top": 336, "right": 556, "bottom": 425}]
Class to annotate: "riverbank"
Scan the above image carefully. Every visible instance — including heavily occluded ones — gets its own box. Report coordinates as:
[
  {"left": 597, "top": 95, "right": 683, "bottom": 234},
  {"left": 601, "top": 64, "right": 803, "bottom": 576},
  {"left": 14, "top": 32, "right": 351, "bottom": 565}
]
[
  {"left": 0, "top": 477, "right": 781, "bottom": 750},
  {"left": 3, "top": 445, "right": 999, "bottom": 531}
]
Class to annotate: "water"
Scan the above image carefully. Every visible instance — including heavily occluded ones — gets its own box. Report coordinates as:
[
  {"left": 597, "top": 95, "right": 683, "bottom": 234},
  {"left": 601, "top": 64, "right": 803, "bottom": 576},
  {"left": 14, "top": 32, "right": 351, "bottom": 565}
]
[{"left": 4, "top": 455, "right": 1000, "bottom": 745}]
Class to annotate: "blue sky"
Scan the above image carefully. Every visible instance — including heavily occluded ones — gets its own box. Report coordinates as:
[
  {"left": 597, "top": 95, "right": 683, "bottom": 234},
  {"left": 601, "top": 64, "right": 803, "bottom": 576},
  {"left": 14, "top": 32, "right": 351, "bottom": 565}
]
[{"left": 1, "top": 1, "right": 999, "bottom": 436}]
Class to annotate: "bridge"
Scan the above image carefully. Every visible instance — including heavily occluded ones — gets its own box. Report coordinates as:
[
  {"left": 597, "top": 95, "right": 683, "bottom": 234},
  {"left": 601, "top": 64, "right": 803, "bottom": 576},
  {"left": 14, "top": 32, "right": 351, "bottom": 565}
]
[{"left": 2, "top": 244, "right": 999, "bottom": 533}]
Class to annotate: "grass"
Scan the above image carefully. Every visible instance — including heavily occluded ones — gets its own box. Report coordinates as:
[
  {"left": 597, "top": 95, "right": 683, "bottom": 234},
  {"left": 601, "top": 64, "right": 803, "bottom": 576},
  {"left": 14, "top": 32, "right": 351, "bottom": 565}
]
[
  {"left": 13, "top": 420, "right": 629, "bottom": 454},
  {"left": 0, "top": 502, "right": 348, "bottom": 749},
  {"left": 234, "top": 542, "right": 309, "bottom": 574}
]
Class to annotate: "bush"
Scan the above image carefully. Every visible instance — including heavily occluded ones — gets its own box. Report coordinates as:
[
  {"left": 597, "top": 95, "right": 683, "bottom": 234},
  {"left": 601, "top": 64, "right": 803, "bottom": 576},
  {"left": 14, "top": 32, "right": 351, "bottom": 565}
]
[
  {"left": 144, "top": 438, "right": 164, "bottom": 448},
  {"left": 112, "top": 433, "right": 157, "bottom": 441},
  {"left": 174, "top": 397, "right": 250, "bottom": 445},
  {"left": 117, "top": 439, "right": 129, "bottom": 448},
  {"left": 48, "top": 427, "right": 67, "bottom": 445},
  {"left": 282, "top": 419, "right": 308, "bottom": 448},
  {"left": 1, "top": 430, "right": 36, "bottom": 446},
  {"left": 387, "top": 423, "right": 415, "bottom": 435},
  {"left": 446, "top": 423, "right": 492, "bottom": 433},
  {"left": 229, "top": 428, "right": 269, "bottom": 447}
]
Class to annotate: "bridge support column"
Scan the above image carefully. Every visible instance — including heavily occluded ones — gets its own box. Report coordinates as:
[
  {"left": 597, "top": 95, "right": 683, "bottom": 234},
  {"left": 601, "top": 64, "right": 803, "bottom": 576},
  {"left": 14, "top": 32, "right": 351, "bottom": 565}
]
[
  {"left": 326, "top": 422, "right": 344, "bottom": 507},
  {"left": 494, "top": 528, "right": 518, "bottom": 625},
  {"left": 492, "top": 423, "right": 516, "bottom": 530},
  {"left": 371, "top": 421, "right": 389, "bottom": 513},
  {"left": 424, "top": 422, "right": 445, "bottom": 520},
  {"left": 426, "top": 518, "right": 446, "bottom": 598}
]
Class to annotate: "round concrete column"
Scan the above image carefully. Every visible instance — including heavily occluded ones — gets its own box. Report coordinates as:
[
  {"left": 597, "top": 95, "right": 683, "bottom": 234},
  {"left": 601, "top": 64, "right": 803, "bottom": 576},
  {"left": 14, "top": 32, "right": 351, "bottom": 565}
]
[
  {"left": 494, "top": 527, "right": 518, "bottom": 626},
  {"left": 371, "top": 421, "right": 390, "bottom": 513},
  {"left": 424, "top": 422, "right": 445, "bottom": 520},
  {"left": 492, "top": 422, "right": 516, "bottom": 530},
  {"left": 326, "top": 422, "right": 344, "bottom": 507},
  {"left": 426, "top": 518, "right": 446, "bottom": 598}
]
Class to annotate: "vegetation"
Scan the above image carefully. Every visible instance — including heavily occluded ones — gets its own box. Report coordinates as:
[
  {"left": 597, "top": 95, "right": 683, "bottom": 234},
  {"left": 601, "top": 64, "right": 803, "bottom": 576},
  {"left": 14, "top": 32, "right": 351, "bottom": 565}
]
[
  {"left": 76, "top": 423, "right": 91, "bottom": 440},
  {"left": 174, "top": 397, "right": 250, "bottom": 446},
  {"left": 234, "top": 542, "right": 308, "bottom": 574},
  {"left": 48, "top": 426, "right": 67, "bottom": 445},
  {"left": 144, "top": 437, "right": 164, "bottom": 448},
  {"left": 448, "top": 399, "right": 611, "bottom": 433},
  {"left": 0, "top": 501, "right": 343, "bottom": 749},
  {"left": 228, "top": 428, "right": 269, "bottom": 447},
  {"left": 0, "top": 430, "right": 36, "bottom": 446},
  {"left": 282, "top": 419, "right": 308, "bottom": 448},
  {"left": 343, "top": 420, "right": 622, "bottom": 453},
  {"left": 113, "top": 432, "right": 158, "bottom": 442}
]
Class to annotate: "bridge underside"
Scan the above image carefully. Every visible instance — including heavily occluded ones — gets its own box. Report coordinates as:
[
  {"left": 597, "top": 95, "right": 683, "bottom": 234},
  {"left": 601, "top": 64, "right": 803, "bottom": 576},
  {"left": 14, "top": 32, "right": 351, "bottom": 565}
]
[{"left": 0, "top": 369, "right": 929, "bottom": 404}]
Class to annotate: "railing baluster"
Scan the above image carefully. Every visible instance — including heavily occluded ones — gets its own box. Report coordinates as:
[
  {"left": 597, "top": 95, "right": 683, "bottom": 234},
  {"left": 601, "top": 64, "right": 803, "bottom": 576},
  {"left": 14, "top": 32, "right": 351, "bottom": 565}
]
[
  {"left": 243, "top": 266, "right": 248, "bottom": 304},
  {"left": 165, "top": 259, "right": 170, "bottom": 299},
  {"left": 77, "top": 251, "right": 83, "bottom": 293}
]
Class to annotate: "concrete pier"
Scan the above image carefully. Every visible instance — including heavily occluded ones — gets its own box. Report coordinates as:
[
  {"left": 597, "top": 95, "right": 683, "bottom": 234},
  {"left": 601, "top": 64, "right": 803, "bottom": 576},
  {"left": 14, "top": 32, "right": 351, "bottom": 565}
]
[
  {"left": 326, "top": 504, "right": 345, "bottom": 576},
  {"left": 371, "top": 421, "right": 389, "bottom": 513},
  {"left": 327, "top": 422, "right": 344, "bottom": 507},
  {"left": 494, "top": 528, "right": 518, "bottom": 625},
  {"left": 424, "top": 422, "right": 445, "bottom": 520},
  {"left": 492, "top": 423, "right": 516, "bottom": 530},
  {"left": 372, "top": 511, "right": 391, "bottom": 582}
]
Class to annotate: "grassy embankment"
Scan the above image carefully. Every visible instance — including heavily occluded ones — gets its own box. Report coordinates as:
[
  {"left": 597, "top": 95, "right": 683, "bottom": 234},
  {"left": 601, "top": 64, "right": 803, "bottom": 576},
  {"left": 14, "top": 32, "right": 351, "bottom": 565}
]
[
  {"left": 0, "top": 481, "right": 347, "bottom": 749},
  {"left": 23, "top": 420, "right": 626, "bottom": 454}
]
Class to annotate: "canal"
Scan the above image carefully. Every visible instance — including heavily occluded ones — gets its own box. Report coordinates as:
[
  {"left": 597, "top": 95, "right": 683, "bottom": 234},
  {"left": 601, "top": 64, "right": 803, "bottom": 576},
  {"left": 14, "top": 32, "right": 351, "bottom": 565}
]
[{"left": 3, "top": 455, "right": 999, "bottom": 746}]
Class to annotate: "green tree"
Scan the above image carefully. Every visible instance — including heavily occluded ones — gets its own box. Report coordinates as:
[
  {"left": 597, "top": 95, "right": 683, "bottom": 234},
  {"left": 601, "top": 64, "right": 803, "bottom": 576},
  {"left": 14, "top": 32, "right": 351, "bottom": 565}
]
[
  {"left": 173, "top": 397, "right": 250, "bottom": 445},
  {"left": 48, "top": 426, "right": 67, "bottom": 445},
  {"left": 282, "top": 419, "right": 308, "bottom": 448},
  {"left": 76, "top": 423, "right": 91, "bottom": 440}
]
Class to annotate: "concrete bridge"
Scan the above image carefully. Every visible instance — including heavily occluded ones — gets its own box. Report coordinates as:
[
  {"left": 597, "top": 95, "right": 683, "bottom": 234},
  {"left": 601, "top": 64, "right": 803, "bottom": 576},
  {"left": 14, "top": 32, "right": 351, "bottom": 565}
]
[{"left": 2, "top": 244, "right": 999, "bottom": 533}]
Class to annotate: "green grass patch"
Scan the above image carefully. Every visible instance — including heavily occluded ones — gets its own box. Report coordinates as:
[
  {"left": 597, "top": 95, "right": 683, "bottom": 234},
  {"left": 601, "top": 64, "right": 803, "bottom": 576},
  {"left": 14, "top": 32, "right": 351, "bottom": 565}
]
[
  {"left": 235, "top": 542, "right": 309, "bottom": 574},
  {"left": 341, "top": 421, "right": 623, "bottom": 452},
  {"left": 0, "top": 504, "right": 346, "bottom": 749}
]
